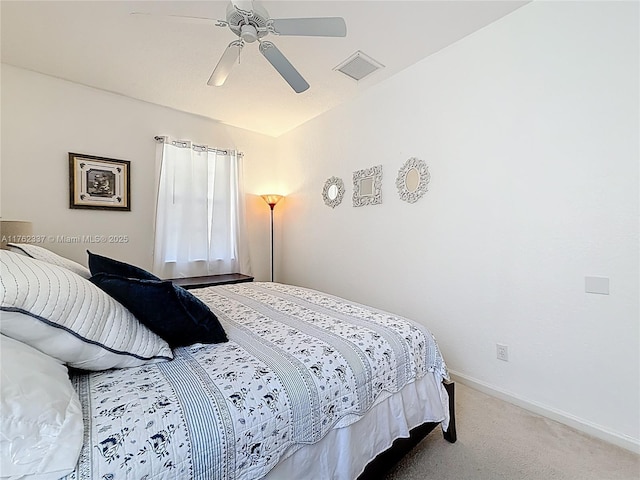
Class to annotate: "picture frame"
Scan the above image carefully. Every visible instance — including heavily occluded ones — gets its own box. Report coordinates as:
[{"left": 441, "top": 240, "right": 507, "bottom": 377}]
[{"left": 69, "top": 153, "right": 130, "bottom": 211}]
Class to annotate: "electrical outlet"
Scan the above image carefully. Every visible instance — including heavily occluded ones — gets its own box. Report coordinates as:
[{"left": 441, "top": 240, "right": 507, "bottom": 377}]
[{"left": 496, "top": 344, "right": 509, "bottom": 362}]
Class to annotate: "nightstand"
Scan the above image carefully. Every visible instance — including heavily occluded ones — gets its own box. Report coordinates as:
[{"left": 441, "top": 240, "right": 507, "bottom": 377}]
[{"left": 170, "top": 273, "right": 254, "bottom": 290}]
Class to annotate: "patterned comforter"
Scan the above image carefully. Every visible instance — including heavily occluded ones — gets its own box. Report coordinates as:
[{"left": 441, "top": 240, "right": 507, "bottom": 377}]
[{"left": 65, "top": 283, "right": 449, "bottom": 480}]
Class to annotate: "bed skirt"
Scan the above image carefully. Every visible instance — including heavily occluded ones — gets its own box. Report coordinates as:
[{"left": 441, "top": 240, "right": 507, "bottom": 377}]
[{"left": 264, "top": 371, "right": 450, "bottom": 480}]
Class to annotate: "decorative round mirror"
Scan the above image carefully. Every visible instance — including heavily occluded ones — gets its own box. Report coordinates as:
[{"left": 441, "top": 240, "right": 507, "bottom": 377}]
[
  {"left": 322, "top": 176, "right": 345, "bottom": 208},
  {"left": 396, "top": 157, "right": 430, "bottom": 203}
]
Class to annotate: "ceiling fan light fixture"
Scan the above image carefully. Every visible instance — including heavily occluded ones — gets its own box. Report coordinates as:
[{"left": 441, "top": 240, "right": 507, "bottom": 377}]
[
  {"left": 240, "top": 24, "right": 258, "bottom": 43},
  {"left": 334, "top": 51, "right": 384, "bottom": 81}
]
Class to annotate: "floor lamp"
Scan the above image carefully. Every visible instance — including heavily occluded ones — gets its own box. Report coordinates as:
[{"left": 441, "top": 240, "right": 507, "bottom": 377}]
[{"left": 261, "top": 194, "right": 283, "bottom": 282}]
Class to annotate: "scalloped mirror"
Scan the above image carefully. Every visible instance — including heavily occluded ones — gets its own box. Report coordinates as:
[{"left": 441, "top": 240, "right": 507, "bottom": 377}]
[
  {"left": 353, "top": 165, "right": 382, "bottom": 207},
  {"left": 396, "top": 157, "right": 430, "bottom": 203},
  {"left": 322, "top": 176, "right": 345, "bottom": 208}
]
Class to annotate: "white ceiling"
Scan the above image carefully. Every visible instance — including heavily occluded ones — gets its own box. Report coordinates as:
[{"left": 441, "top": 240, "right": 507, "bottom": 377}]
[{"left": 1, "top": 1, "right": 527, "bottom": 137}]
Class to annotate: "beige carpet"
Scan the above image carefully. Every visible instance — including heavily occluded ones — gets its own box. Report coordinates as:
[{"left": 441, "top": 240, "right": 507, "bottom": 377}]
[{"left": 384, "top": 383, "right": 639, "bottom": 480}]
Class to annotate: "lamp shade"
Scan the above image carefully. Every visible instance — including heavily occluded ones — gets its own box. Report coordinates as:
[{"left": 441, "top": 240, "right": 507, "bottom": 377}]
[
  {"left": 261, "top": 194, "right": 284, "bottom": 209},
  {"left": 0, "top": 220, "right": 33, "bottom": 249}
]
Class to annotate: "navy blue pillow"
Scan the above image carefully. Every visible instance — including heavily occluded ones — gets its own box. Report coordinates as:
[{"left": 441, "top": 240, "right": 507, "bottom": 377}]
[
  {"left": 87, "top": 250, "right": 160, "bottom": 280},
  {"left": 89, "top": 273, "right": 227, "bottom": 348}
]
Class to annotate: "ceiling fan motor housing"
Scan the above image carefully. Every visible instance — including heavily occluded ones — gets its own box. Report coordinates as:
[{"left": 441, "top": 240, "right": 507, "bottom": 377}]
[{"left": 226, "top": 2, "right": 269, "bottom": 42}]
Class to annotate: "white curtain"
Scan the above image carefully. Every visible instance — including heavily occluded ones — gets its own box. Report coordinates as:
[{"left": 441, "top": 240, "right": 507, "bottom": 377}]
[{"left": 153, "top": 139, "right": 251, "bottom": 279}]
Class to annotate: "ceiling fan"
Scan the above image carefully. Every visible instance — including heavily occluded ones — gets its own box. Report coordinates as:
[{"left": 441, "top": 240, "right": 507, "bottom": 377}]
[{"left": 135, "top": 1, "right": 346, "bottom": 93}]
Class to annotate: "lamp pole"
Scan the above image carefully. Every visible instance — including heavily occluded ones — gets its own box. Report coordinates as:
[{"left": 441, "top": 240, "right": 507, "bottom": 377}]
[
  {"left": 268, "top": 203, "right": 276, "bottom": 282},
  {"left": 261, "top": 194, "right": 283, "bottom": 282}
]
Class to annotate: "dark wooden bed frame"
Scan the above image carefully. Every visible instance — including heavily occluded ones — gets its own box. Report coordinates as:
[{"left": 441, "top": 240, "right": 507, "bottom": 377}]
[{"left": 358, "top": 381, "right": 457, "bottom": 480}]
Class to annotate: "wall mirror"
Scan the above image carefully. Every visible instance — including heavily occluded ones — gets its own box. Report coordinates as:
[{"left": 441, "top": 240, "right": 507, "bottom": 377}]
[
  {"left": 322, "top": 176, "right": 345, "bottom": 208},
  {"left": 359, "top": 177, "right": 374, "bottom": 196},
  {"left": 405, "top": 168, "right": 420, "bottom": 192},
  {"left": 396, "top": 157, "right": 430, "bottom": 203},
  {"left": 353, "top": 165, "right": 382, "bottom": 207}
]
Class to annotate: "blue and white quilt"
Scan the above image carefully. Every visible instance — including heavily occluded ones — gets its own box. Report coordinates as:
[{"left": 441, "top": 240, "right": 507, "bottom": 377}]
[{"left": 65, "top": 283, "right": 449, "bottom": 480}]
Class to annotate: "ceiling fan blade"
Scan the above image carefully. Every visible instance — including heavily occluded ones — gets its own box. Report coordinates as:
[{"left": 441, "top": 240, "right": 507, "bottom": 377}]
[
  {"left": 270, "top": 17, "right": 346, "bottom": 37},
  {"left": 230, "top": 0, "right": 254, "bottom": 14},
  {"left": 259, "top": 41, "right": 309, "bottom": 93},
  {"left": 130, "top": 12, "right": 220, "bottom": 25},
  {"left": 208, "top": 41, "right": 243, "bottom": 87}
]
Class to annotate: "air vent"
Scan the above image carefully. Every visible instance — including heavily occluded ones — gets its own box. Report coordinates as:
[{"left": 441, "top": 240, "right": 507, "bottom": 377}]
[{"left": 334, "top": 51, "right": 384, "bottom": 81}]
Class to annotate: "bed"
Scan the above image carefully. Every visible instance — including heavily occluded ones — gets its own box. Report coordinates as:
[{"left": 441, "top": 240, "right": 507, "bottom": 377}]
[{"left": 0, "top": 245, "right": 456, "bottom": 480}]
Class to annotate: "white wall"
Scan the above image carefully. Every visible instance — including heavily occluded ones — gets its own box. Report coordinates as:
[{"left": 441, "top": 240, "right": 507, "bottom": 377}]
[
  {"left": 275, "top": 1, "right": 639, "bottom": 450},
  {"left": 1, "top": 65, "right": 277, "bottom": 281}
]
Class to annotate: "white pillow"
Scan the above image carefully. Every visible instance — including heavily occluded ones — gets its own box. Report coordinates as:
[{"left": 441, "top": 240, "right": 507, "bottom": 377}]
[
  {"left": 6, "top": 243, "right": 91, "bottom": 279},
  {"left": 0, "top": 335, "right": 83, "bottom": 480},
  {"left": 0, "top": 250, "right": 173, "bottom": 370}
]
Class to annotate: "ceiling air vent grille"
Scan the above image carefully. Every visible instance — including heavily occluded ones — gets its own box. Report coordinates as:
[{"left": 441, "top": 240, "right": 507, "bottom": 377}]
[{"left": 334, "top": 51, "right": 384, "bottom": 81}]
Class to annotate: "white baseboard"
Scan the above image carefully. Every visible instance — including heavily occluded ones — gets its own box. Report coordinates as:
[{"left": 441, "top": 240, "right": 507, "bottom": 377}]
[{"left": 449, "top": 370, "right": 640, "bottom": 454}]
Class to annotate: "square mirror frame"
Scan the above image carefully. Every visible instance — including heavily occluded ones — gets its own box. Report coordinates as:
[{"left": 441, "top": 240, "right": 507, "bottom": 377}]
[{"left": 353, "top": 165, "right": 382, "bottom": 207}]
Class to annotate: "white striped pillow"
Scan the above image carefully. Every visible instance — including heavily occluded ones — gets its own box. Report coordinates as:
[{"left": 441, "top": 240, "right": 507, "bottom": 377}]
[
  {"left": 7, "top": 243, "right": 91, "bottom": 279},
  {"left": 0, "top": 250, "right": 173, "bottom": 370}
]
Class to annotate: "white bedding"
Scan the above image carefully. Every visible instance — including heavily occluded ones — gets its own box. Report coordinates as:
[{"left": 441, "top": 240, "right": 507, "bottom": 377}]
[
  {"left": 0, "top": 335, "right": 83, "bottom": 480},
  {"left": 63, "top": 283, "right": 450, "bottom": 480}
]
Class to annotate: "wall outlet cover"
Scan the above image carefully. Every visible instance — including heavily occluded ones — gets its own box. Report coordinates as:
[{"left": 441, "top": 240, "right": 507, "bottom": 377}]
[{"left": 496, "top": 343, "right": 509, "bottom": 362}]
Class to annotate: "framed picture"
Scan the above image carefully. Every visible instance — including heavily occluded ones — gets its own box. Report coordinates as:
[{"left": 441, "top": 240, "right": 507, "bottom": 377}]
[{"left": 69, "top": 153, "right": 130, "bottom": 211}]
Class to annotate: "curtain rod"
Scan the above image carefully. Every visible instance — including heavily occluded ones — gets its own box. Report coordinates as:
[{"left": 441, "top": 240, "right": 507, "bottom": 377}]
[{"left": 154, "top": 136, "right": 244, "bottom": 157}]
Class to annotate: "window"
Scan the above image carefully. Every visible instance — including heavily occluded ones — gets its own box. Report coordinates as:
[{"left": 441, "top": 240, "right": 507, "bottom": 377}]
[{"left": 153, "top": 139, "right": 250, "bottom": 279}]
